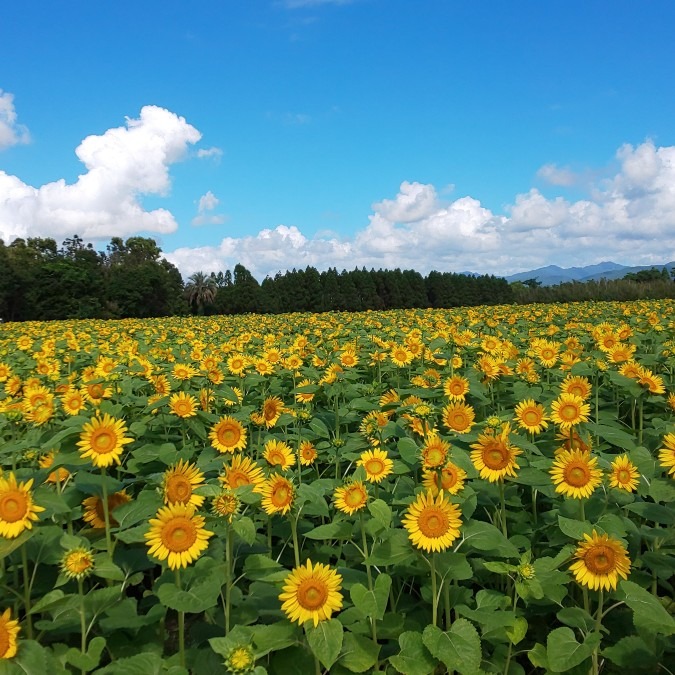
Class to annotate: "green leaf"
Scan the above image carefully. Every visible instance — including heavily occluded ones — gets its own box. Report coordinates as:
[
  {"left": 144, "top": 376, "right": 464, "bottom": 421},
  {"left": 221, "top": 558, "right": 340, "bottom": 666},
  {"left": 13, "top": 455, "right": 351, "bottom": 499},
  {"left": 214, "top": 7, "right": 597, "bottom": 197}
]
[
  {"left": 587, "top": 422, "right": 637, "bottom": 449},
  {"left": 310, "top": 417, "right": 331, "bottom": 439},
  {"left": 435, "top": 552, "right": 473, "bottom": 581},
  {"left": 157, "top": 573, "right": 222, "bottom": 613},
  {"left": 338, "top": 633, "right": 380, "bottom": 673},
  {"left": 397, "top": 437, "right": 420, "bottom": 465},
  {"left": 83, "top": 586, "right": 122, "bottom": 617},
  {"left": 602, "top": 635, "right": 658, "bottom": 669},
  {"left": 624, "top": 502, "right": 675, "bottom": 525},
  {"left": 556, "top": 607, "right": 594, "bottom": 631},
  {"left": 557, "top": 515, "right": 592, "bottom": 540},
  {"left": 619, "top": 579, "right": 675, "bottom": 635},
  {"left": 0, "top": 529, "right": 35, "bottom": 560},
  {"left": 0, "top": 640, "right": 61, "bottom": 675},
  {"left": 252, "top": 621, "right": 298, "bottom": 658},
  {"left": 546, "top": 627, "right": 600, "bottom": 673},
  {"left": 349, "top": 574, "right": 391, "bottom": 621},
  {"left": 306, "top": 619, "right": 343, "bottom": 669},
  {"left": 93, "top": 553, "right": 126, "bottom": 581},
  {"left": 233, "top": 516, "right": 257, "bottom": 545},
  {"left": 367, "top": 528, "right": 416, "bottom": 567},
  {"left": 527, "top": 642, "right": 549, "bottom": 669},
  {"left": 462, "top": 521, "right": 519, "bottom": 558},
  {"left": 389, "top": 631, "right": 438, "bottom": 675},
  {"left": 367, "top": 499, "right": 391, "bottom": 530},
  {"left": 304, "top": 521, "right": 353, "bottom": 540},
  {"left": 270, "top": 646, "right": 316, "bottom": 675},
  {"left": 422, "top": 620, "right": 482, "bottom": 675},
  {"left": 648, "top": 478, "right": 675, "bottom": 503},
  {"left": 91, "top": 652, "right": 170, "bottom": 675},
  {"left": 65, "top": 636, "right": 106, "bottom": 671},
  {"left": 244, "top": 554, "right": 289, "bottom": 583},
  {"left": 505, "top": 617, "right": 528, "bottom": 646}
]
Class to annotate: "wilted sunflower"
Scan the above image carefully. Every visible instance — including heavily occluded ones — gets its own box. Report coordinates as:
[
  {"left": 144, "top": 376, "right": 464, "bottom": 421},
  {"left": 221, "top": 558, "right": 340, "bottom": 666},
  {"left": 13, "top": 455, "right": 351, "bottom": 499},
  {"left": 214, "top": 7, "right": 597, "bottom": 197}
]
[
  {"left": 421, "top": 434, "right": 450, "bottom": 469},
  {"left": 470, "top": 424, "right": 521, "bottom": 483},
  {"left": 145, "top": 503, "right": 213, "bottom": 570},
  {"left": 169, "top": 392, "right": 198, "bottom": 418},
  {"left": 422, "top": 462, "right": 467, "bottom": 496},
  {"left": 0, "top": 608, "right": 20, "bottom": 659},
  {"left": 263, "top": 439, "right": 295, "bottom": 470},
  {"left": 82, "top": 490, "right": 131, "bottom": 529},
  {"left": 77, "top": 413, "right": 133, "bottom": 468},
  {"left": 221, "top": 455, "right": 265, "bottom": 490},
  {"left": 550, "top": 393, "right": 590, "bottom": 430},
  {"left": 279, "top": 559, "right": 343, "bottom": 627},
  {"left": 442, "top": 402, "right": 476, "bottom": 434},
  {"left": 298, "top": 440, "right": 318, "bottom": 466},
  {"left": 357, "top": 448, "right": 393, "bottom": 483},
  {"left": 513, "top": 399, "right": 548, "bottom": 435},
  {"left": 569, "top": 530, "right": 631, "bottom": 591},
  {"left": 257, "top": 473, "right": 295, "bottom": 515},
  {"left": 0, "top": 473, "right": 44, "bottom": 538},
  {"left": 657, "top": 432, "right": 675, "bottom": 476},
  {"left": 608, "top": 455, "right": 640, "bottom": 492},
  {"left": 209, "top": 416, "right": 247, "bottom": 453},
  {"left": 550, "top": 449, "right": 603, "bottom": 499},
  {"left": 402, "top": 490, "right": 462, "bottom": 553},
  {"left": 61, "top": 547, "right": 95, "bottom": 580},
  {"left": 334, "top": 481, "right": 368, "bottom": 515},
  {"left": 162, "top": 459, "right": 205, "bottom": 508}
]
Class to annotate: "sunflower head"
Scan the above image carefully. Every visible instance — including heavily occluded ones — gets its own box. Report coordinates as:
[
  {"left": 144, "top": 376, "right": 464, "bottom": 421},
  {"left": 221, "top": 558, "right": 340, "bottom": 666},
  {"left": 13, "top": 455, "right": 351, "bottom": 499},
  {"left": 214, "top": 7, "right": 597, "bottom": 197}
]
[
  {"left": 0, "top": 473, "right": 45, "bottom": 539},
  {"left": 334, "top": 481, "right": 368, "bottom": 515},
  {"left": 550, "top": 449, "right": 603, "bottom": 500},
  {"left": 402, "top": 490, "right": 462, "bottom": 553},
  {"left": 0, "top": 608, "right": 20, "bottom": 659},
  {"left": 224, "top": 645, "right": 256, "bottom": 673},
  {"left": 569, "top": 530, "right": 631, "bottom": 591},
  {"left": 61, "top": 547, "right": 95, "bottom": 580},
  {"left": 162, "top": 459, "right": 205, "bottom": 508}
]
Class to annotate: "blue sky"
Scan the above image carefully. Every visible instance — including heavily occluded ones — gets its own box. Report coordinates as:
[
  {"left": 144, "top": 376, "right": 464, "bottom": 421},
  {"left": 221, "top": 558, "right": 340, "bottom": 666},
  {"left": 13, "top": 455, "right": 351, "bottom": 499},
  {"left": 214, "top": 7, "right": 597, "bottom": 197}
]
[{"left": 2, "top": 0, "right": 675, "bottom": 279}]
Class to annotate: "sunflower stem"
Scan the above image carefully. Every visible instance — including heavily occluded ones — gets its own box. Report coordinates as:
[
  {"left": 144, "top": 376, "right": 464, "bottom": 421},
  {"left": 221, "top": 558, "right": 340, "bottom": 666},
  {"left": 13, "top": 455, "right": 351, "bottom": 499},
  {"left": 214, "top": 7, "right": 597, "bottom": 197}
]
[
  {"left": 592, "top": 589, "right": 604, "bottom": 675},
  {"left": 430, "top": 552, "right": 439, "bottom": 627},
  {"left": 290, "top": 514, "right": 301, "bottom": 568},
  {"left": 99, "top": 467, "right": 113, "bottom": 559},
  {"left": 175, "top": 568, "right": 185, "bottom": 668},
  {"left": 579, "top": 499, "right": 586, "bottom": 522},
  {"left": 20, "top": 545, "right": 33, "bottom": 639},
  {"left": 638, "top": 396, "right": 644, "bottom": 447},
  {"left": 498, "top": 479, "right": 508, "bottom": 540},
  {"left": 359, "top": 511, "right": 378, "bottom": 658},
  {"left": 78, "top": 577, "right": 87, "bottom": 673},
  {"left": 443, "top": 579, "right": 451, "bottom": 630},
  {"left": 225, "top": 526, "right": 233, "bottom": 634}
]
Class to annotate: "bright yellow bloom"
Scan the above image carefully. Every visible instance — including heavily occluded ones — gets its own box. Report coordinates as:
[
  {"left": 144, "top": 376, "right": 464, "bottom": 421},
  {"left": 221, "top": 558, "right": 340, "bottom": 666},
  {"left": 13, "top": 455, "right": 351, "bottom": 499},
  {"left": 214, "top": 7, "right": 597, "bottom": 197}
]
[
  {"left": 550, "top": 450, "right": 603, "bottom": 499},
  {"left": 169, "top": 392, "right": 198, "bottom": 418},
  {"left": 561, "top": 376, "right": 592, "bottom": 400},
  {"left": 513, "top": 399, "right": 548, "bottom": 434},
  {"left": 569, "top": 530, "right": 630, "bottom": 591},
  {"left": 82, "top": 490, "right": 131, "bottom": 529},
  {"left": 61, "top": 547, "right": 95, "bottom": 580},
  {"left": 334, "top": 481, "right": 368, "bottom": 515},
  {"left": 550, "top": 393, "right": 590, "bottom": 430},
  {"left": 298, "top": 440, "right": 318, "bottom": 466},
  {"left": 420, "top": 434, "right": 450, "bottom": 469},
  {"left": 220, "top": 455, "right": 265, "bottom": 490},
  {"left": 263, "top": 439, "right": 295, "bottom": 470},
  {"left": 470, "top": 424, "right": 521, "bottom": 482},
  {"left": 608, "top": 455, "right": 640, "bottom": 492},
  {"left": 257, "top": 473, "right": 295, "bottom": 515},
  {"left": 402, "top": 490, "right": 462, "bottom": 553},
  {"left": 0, "top": 473, "right": 44, "bottom": 538},
  {"left": 162, "top": 459, "right": 205, "bottom": 508},
  {"left": 442, "top": 402, "right": 475, "bottom": 434},
  {"left": 658, "top": 433, "right": 675, "bottom": 476},
  {"left": 422, "top": 462, "right": 467, "bottom": 496},
  {"left": 209, "top": 416, "right": 247, "bottom": 453},
  {"left": 357, "top": 449, "right": 393, "bottom": 483},
  {"left": 0, "top": 608, "right": 20, "bottom": 659},
  {"left": 77, "top": 414, "right": 133, "bottom": 468}
]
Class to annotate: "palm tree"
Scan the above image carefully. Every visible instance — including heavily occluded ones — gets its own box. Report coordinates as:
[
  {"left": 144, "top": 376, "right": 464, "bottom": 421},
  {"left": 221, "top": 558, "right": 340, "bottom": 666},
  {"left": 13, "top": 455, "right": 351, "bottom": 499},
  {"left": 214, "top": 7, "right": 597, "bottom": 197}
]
[{"left": 184, "top": 272, "right": 217, "bottom": 314}]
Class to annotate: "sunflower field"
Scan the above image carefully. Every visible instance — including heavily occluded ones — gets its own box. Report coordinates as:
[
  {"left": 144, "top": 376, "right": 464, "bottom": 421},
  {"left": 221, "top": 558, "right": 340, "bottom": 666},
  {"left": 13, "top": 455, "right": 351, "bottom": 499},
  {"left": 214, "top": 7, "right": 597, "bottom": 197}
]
[{"left": 0, "top": 300, "right": 674, "bottom": 674}]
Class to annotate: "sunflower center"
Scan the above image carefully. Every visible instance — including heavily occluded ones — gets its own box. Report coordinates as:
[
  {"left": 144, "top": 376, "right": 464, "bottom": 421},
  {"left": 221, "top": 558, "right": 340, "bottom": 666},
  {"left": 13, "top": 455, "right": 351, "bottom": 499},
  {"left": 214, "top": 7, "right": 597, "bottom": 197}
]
[
  {"left": 89, "top": 384, "right": 104, "bottom": 398},
  {"left": 617, "top": 469, "right": 631, "bottom": 484},
  {"left": 418, "top": 506, "right": 449, "bottom": 538},
  {"left": 345, "top": 488, "right": 365, "bottom": 507},
  {"left": 166, "top": 477, "right": 192, "bottom": 503},
  {"left": 263, "top": 404, "right": 278, "bottom": 421},
  {"left": 424, "top": 447, "right": 444, "bottom": 467},
  {"left": 269, "top": 451, "right": 284, "bottom": 465},
  {"left": 441, "top": 468, "right": 459, "bottom": 488},
  {"left": 564, "top": 461, "right": 590, "bottom": 487},
  {"left": 585, "top": 545, "right": 615, "bottom": 574},
  {"left": 523, "top": 410, "right": 541, "bottom": 425},
  {"left": 161, "top": 517, "right": 198, "bottom": 553},
  {"left": 297, "top": 579, "right": 328, "bottom": 610},
  {"left": 450, "top": 413, "right": 467, "bottom": 429},
  {"left": 0, "top": 625, "right": 9, "bottom": 657},
  {"left": 66, "top": 552, "right": 93, "bottom": 574},
  {"left": 91, "top": 429, "right": 116, "bottom": 454},
  {"left": 365, "top": 459, "right": 384, "bottom": 475},
  {"left": 219, "top": 425, "right": 239, "bottom": 445},
  {"left": 559, "top": 403, "right": 579, "bottom": 421},
  {"left": 0, "top": 491, "right": 28, "bottom": 522},
  {"left": 228, "top": 471, "right": 250, "bottom": 488},
  {"left": 483, "top": 443, "right": 510, "bottom": 469},
  {"left": 271, "top": 484, "right": 292, "bottom": 507}
]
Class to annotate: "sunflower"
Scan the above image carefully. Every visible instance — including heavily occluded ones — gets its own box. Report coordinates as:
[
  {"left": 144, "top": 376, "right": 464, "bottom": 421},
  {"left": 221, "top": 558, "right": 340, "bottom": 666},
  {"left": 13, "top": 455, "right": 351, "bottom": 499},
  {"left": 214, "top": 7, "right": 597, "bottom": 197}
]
[
  {"left": 169, "top": 392, "right": 198, "bottom": 418},
  {"left": 279, "top": 559, "right": 343, "bottom": 627},
  {"left": 422, "top": 462, "right": 467, "bottom": 496},
  {"left": 608, "top": 455, "right": 640, "bottom": 492},
  {"left": 420, "top": 434, "right": 450, "bottom": 469},
  {"left": 39, "top": 451, "right": 71, "bottom": 484},
  {"left": 0, "top": 608, "right": 20, "bottom": 659},
  {"left": 390, "top": 345, "right": 414, "bottom": 367},
  {"left": 61, "top": 547, "right": 95, "bottom": 580},
  {"left": 257, "top": 473, "right": 295, "bottom": 515},
  {"left": 334, "top": 481, "right": 368, "bottom": 515},
  {"left": 550, "top": 393, "right": 591, "bottom": 430},
  {"left": 61, "top": 388, "right": 87, "bottom": 416},
  {"left": 211, "top": 490, "right": 240, "bottom": 522},
  {"left": 561, "top": 376, "right": 592, "bottom": 400},
  {"left": 513, "top": 399, "right": 549, "bottom": 435},
  {"left": 82, "top": 490, "right": 131, "bottom": 529},
  {"left": 172, "top": 363, "right": 198, "bottom": 380},
  {"left": 298, "top": 440, "right": 318, "bottom": 466},
  {"left": 340, "top": 349, "right": 359, "bottom": 368},
  {"left": 226, "top": 354, "right": 247, "bottom": 376},
  {"left": 442, "top": 402, "right": 476, "bottom": 434},
  {"left": 0, "top": 473, "right": 44, "bottom": 538},
  {"left": 209, "top": 416, "right": 247, "bottom": 453},
  {"left": 470, "top": 424, "right": 521, "bottom": 482},
  {"left": 658, "top": 432, "right": 675, "bottom": 476},
  {"left": 221, "top": 455, "right": 265, "bottom": 490},
  {"left": 263, "top": 439, "right": 295, "bottom": 470},
  {"left": 0, "top": 363, "right": 11, "bottom": 382},
  {"left": 636, "top": 366, "right": 666, "bottom": 395},
  {"left": 145, "top": 503, "right": 214, "bottom": 570},
  {"left": 260, "top": 396, "right": 285, "bottom": 428},
  {"left": 569, "top": 530, "right": 631, "bottom": 591},
  {"left": 295, "top": 379, "right": 315, "bottom": 404},
  {"left": 443, "top": 375, "right": 470, "bottom": 401},
  {"left": 224, "top": 645, "right": 256, "bottom": 674},
  {"left": 162, "top": 459, "right": 205, "bottom": 508},
  {"left": 83, "top": 381, "right": 113, "bottom": 406},
  {"left": 77, "top": 414, "right": 133, "bottom": 468},
  {"left": 555, "top": 429, "right": 592, "bottom": 454},
  {"left": 402, "top": 490, "right": 462, "bottom": 553},
  {"left": 357, "top": 449, "right": 393, "bottom": 483},
  {"left": 550, "top": 449, "right": 603, "bottom": 499}
]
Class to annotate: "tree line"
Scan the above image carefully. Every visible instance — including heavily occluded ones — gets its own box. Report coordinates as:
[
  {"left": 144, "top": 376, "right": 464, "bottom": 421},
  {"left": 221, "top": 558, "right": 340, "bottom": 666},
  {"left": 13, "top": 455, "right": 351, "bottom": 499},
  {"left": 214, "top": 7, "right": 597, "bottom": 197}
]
[{"left": 1, "top": 235, "right": 673, "bottom": 322}]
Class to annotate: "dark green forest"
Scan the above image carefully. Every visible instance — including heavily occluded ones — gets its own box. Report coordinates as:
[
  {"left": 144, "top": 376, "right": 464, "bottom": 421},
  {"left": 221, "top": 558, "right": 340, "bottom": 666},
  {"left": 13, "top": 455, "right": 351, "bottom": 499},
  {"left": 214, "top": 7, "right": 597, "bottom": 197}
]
[{"left": 1, "top": 236, "right": 674, "bottom": 322}]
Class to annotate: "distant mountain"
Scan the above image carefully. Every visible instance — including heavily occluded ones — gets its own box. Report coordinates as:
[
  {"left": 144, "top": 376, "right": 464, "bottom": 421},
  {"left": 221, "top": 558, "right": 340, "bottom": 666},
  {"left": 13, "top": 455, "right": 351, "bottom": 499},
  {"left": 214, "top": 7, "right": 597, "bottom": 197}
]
[{"left": 505, "top": 261, "right": 674, "bottom": 286}]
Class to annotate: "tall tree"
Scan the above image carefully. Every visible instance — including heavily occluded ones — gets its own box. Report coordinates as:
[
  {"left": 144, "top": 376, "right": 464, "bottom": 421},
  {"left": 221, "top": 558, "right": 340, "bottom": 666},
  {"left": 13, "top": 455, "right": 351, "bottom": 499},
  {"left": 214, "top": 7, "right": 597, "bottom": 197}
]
[{"left": 184, "top": 271, "right": 218, "bottom": 314}]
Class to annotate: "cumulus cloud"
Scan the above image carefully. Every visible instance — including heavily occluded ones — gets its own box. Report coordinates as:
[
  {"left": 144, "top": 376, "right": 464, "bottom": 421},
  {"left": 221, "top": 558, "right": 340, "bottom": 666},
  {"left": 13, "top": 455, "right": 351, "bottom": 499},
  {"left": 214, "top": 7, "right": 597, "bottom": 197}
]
[
  {"left": 0, "top": 90, "right": 30, "bottom": 150},
  {"left": 192, "top": 190, "right": 226, "bottom": 227},
  {"left": 196, "top": 146, "right": 223, "bottom": 160},
  {"left": 537, "top": 163, "right": 576, "bottom": 186},
  {"left": 0, "top": 105, "right": 200, "bottom": 241}
]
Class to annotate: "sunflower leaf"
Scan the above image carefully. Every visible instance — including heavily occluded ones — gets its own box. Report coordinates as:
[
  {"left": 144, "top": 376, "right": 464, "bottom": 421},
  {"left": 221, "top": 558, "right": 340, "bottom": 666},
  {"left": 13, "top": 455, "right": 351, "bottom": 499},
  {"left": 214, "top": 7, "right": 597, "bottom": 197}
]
[
  {"left": 619, "top": 579, "right": 675, "bottom": 635},
  {"left": 389, "top": 631, "right": 438, "bottom": 675},
  {"left": 422, "top": 619, "right": 481, "bottom": 675},
  {"left": 306, "top": 618, "right": 343, "bottom": 670}
]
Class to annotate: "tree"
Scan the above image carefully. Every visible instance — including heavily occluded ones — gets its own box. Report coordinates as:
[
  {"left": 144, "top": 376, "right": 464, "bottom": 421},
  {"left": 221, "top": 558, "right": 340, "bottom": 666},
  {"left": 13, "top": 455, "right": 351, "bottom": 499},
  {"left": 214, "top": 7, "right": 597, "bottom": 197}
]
[{"left": 184, "top": 272, "right": 218, "bottom": 314}]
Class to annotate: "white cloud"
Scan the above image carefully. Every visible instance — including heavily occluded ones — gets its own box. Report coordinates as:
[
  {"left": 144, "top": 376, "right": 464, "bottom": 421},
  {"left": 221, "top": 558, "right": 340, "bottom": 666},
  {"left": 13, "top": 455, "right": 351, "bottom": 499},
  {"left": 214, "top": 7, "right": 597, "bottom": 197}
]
[
  {"left": 191, "top": 190, "right": 227, "bottom": 227},
  {"left": 197, "top": 191, "right": 219, "bottom": 212},
  {"left": 0, "top": 105, "right": 200, "bottom": 241},
  {"left": 196, "top": 146, "right": 223, "bottom": 160},
  {"left": 0, "top": 90, "right": 30, "bottom": 150},
  {"left": 537, "top": 163, "right": 576, "bottom": 186}
]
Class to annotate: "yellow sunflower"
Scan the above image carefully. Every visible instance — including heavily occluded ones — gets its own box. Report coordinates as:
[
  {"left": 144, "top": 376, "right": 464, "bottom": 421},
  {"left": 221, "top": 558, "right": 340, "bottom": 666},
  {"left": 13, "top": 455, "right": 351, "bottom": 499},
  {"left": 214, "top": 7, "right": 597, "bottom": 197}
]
[
  {"left": 162, "top": 459, "right": 205, "bottom": 508},
  {"left": 257, "top": 473, "right": 295, "bottom": 515},
  {"left": 550, "top": 393, "right": 590, "bottom": 430},
  {"left": 77, "top": 414, "right": 133, "bottom": 468},
  {"left": 402, "top": 490, "right": 462, "bottom": 553},
  {"left": 211, "top": 490, "right": 240, "bottom": 522},
  {"left": 298, "top": 440, "right": 318, "bottom": 466},
  {"left": 145, "top": 503, "right": 213, "bottom": 570},
  {"left": 550, "top": 449, "right": 603, "bottom": 499},
  {"left": 279, "top": 559, "right": 344, "bottom": 627},
  {"left": 169, "top": 392, "right": 198, "bottom": 418},
  {"left": 513, "top": 399, "right": 548, "bottom": 435},
  {"left": 443, "top": 375, "right": 470, "bottom": 401},
  {"left": 560, "top": 376, "right": 592, "bottom": 400},
  {"left": 220, "top": 455, "right": 265, "bottom": 490},
  {"left": 569, "top": 530, "right": 631, "bottom": 591},
  {"left": 0, "top": 608, "right": 20, "bottom": 659},
  {"left": 470, "top": 424, "right": 521, "bottom": 483},
  {"left": 209, "top": 416, "right": 247, "bottom": 453},
  {"left": 658, "top": 432, "right": 675, "bottom": 476},
  {"left": 357, "top": 449, "right": 393, "bottom": 483},
  {"left": 422, "top": 462, "right": 467, "bottom": 496},
  {"left": 227, "top": 354, "right": 247, "bottom": 376},
  {"left": 39, "top": 451, "right": 70, "bottom": 484},
  {"left": 61, "top": 388, "right": 86, "bottom": 416},
  {"left": 334, "top": 481, "right": 368, "bottom": 515},
  {"left": 61, "top": 547, "right": 95, "bottom": 580},
  {"left": 390, "top": 345, "right": 414, "bottom": 367},
  {"left": 608, "top": 455, "right": 640, "bottom": 492},
  {"left": 82, "top": 490, "right": 131, "bottom": 529},
  {"left": 260, "top": 396, "right": 285, "bottom": 428},
  {"left": 442, "top": 402, "right": 476, "bottom": 434},
  {"left": 263, "top": 439, "right": 295, "bottom": 470},
  {"left": 0, "top": 473, "right": 44, "bottom": 538},
  {"left": 295, "top": 379, "right": 315, "bottom": 404},
  {"left": 420, "top": 433, "right": 450, "bottom": 469},
  {"left": 225, "top": 645, "right": 256, "bottom": 673}
]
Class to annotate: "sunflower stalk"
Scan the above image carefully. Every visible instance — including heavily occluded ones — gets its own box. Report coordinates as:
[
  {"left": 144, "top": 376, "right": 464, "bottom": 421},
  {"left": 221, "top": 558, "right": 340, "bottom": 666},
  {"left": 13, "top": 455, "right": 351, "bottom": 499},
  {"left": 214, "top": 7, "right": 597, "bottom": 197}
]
[
  {"left": 430, "top": 552, "right": 439, "bottom": 627},
  {"left": 77, "top": 577, "right": 87, "bottom": 674},
  {"left": 290, "top": 514, "right": 301, "bottom": 568},
  {"left": 225, "top": 526, "right": 233, "bottom": 634},
  {"left": 175, "top": 568, "right": 186, "bottom": 668},
  {"left": 20, "top": 544, "right": 33, "bottom": 639},
  {"left": 358, "top": 511, "right": 378, "bottom": 660},
  {"left": 591, "top": 589, "right": 604, "bottom": 675},
  {"left": 99, "top": 467, "right": 113, "bottom": 559}
]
